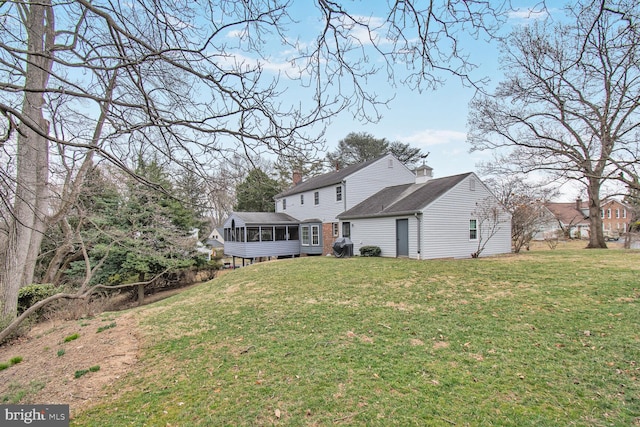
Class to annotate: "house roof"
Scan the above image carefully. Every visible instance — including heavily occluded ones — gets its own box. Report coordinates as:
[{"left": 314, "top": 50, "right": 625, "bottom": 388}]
[
  {"left": 275, "top": 156, "right": 385, "bottom": 198},
  {"left": 229, "top": 212, "right": 299, "bottom": 225},
  {"left": 544, "top": 202, "right": 589, "bottom": 226},
  {"left": 338, "top": 173, "right": 472, "bottom": 219}
]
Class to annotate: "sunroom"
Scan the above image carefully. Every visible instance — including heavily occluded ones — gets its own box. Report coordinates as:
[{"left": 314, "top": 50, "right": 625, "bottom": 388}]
[{"left": 223, "top": 212, "right": 300, "bottom": 266}]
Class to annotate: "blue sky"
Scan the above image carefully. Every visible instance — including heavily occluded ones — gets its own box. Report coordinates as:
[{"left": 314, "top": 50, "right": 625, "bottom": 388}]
[
  {"left": 313, "top": 1, "right": 552, "bottom": 180},
  {"left": 223, "top": 1, "right": 577, "bottom": 194}
]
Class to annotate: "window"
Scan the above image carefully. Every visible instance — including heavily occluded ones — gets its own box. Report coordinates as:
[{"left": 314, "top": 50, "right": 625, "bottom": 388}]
[
  {"left": 623, "top": 209, "right": 627, "bottom": 218},
  {"left": 336, "top": 186, "right": 342, "bottom": 201},
  {"left": 312, "top": 225, "right": 320, "bottom": 245},
  {"left": 616, "top": 208, "right": 620, "bottom": 218},
  {"left": 469, "top": 219, "right": 478, "bottom": 240},
  {"left": 300, "top": 194, "right": 304, "bottom": 205},
  {"left": 314, "top": 191, "right": 319, "bottom": 205},
  {"left": 275, "top": 226, "right": 287, "bottom": 241},
  {"left": 469, "top": 179, "right": 476, "bottom": 191},
  {"left": 282, "top": 199, "right": 287, "bottom": 210},
  {"left": 247, "top": 227, "right": 260, "bottom": 242},
  {"left": 601, "top": 209, "right": 605, "bottom": 218},
  {"left": 332, "top": 222, "right": 339, "bottom": 237},
  {"left": 607, "top": 208, "right": 611, "bottom": 219},
  {"left": 301, "top": 226, "right": 310, "bottom": 246},
  {"left": 388, "top": 158, "right": 393, "bottom": 168},
  {"left": 261, "top": 227, "right": 273, "bottom": 241}
]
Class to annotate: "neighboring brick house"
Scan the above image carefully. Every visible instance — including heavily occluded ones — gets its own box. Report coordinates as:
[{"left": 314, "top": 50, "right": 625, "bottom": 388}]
[
  {"left": 599, "top": 199, "right": 633, "bottom": 237},
  {"left": 543, "top": 198, "right": 632, "bottom": 239}
]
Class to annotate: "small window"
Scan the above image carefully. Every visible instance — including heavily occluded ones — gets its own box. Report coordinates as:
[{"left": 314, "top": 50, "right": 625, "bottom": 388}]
[
  {"left": 282, "top": 199, "right": 287, "bottom": 210},
  {"left": 388, "top": 159, "right": 393, "bottom": 168},
  {"left": 469, "top": 179, "right": 476, "bottom": 191},
  {"left": 601, "top": 209, "right": 605, "bottom": 219},
  {"left": 314, "top": 191, "right": 319, "bottom": 205},
  {"left": 332, "top": 222, "right": 339, "bottom": 237},
  {"left": 336, "top": 186, "right": 342, "bottom": 202},
  {"left": 300, "top": 194, "right": 304, "bottom": 205},
  {"left": 607, "top": 209, "right": 611, "bottom": 219},
  {"left": 623, "top": 209, "right": 627, "bottom": 218},
  {"left": 311, "top": 225, "right": 320, "bottom": 245},
  {"left": 301, "top": 226, "right": 310, "bottom": 246},
  {"left": 469, "top": 219, "right": 478, "bottom": 240}
]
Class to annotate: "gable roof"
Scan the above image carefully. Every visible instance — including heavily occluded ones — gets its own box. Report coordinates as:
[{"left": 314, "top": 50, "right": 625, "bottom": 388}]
[
  {"left": 544, "top": 202, "right": 589, "bottom": 226},
  {"left": 228, "top": 212, "right": 299, "bottom": 225},
  {"left": 338, "top": 173, "right": 472, "bottom": 219},
  {"left": 275, "top": 155, "right": 386, "bottom": 198}
]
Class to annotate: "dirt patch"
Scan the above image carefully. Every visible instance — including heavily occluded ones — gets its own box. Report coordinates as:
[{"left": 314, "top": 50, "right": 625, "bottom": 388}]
[
  {"left": 0, "top": 311, "right": 139, "bottom": 417},
  {"left": 0, "top": 282, "right": 205, "bottom": 417}
]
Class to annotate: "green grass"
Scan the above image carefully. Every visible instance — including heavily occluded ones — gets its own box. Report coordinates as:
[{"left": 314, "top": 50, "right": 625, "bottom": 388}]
[
  {"left": 75, "top": 366, "right": 101, "bottom": 379},
  {"left": 96, "top": 322, "right": 116, "bottom": 333},
  {"left": 73, "top": 249, "right": 640, "bottom": 426},
  {"left": 64, "top": 333, "right": 80, "bottom": 342},
  {"left": 1, "top": 381, "right": 45, "bottom": 404},
  {"left": 0, "top": 356, "right": 24, "bottom": 371}
]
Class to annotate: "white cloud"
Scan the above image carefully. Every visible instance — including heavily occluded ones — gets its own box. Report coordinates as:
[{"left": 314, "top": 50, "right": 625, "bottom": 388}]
[
  {"left": 508, "top": 8, "right": 549, "bottom": 20},
  {"left": 399, "top": 129, "right": 467, "bottom": 147}
]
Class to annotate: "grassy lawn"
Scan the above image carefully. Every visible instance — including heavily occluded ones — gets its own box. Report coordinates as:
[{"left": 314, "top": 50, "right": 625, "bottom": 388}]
[{"left": 73, "top": 249, "right": 640, "bottom": 426}]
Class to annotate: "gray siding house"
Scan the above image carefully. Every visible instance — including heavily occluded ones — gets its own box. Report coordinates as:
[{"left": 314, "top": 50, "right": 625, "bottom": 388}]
[
  {"left": 223, "top": 155, "right": 512, "bottom": 264},
  {"left": 338, "top": 172, "right": 512, "bottom": 259}
]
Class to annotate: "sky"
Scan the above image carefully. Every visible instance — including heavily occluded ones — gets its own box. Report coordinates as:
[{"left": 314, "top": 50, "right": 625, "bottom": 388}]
[
  {"left": 250, "top": 1, "right": 572, "bottom": 192},
  {"left": 315, "top": 1, "right": 549, "bottom": 180},
  {"left": 218, "top": 1, "right": 586, "bottom": 199}
]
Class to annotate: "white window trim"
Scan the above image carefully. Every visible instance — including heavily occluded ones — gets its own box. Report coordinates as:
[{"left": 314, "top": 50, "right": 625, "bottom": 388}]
[{"left": 469, "top": 219, "right": 478, "bottom": 241}]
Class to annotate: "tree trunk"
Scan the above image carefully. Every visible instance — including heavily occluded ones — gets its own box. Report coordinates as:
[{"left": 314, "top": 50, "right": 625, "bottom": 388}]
[
  {"left": 1, "top": 1, "right": 54, "bottom": 322},
  {"left": 586, "top": 178, "right": 607, "bottom": 249},
  {"left": 137, "top": 273, "right": 145, "bottom": 306}
]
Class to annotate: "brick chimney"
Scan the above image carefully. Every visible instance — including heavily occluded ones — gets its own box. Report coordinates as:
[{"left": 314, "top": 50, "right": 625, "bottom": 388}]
[{"left": 292, "top": 170, "right": 302, "bottom": 186}]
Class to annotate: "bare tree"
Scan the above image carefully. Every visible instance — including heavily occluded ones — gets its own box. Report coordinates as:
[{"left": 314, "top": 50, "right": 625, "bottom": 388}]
[
  {"left": 468, "top": 1, "right": 640, "bottom": 249},
  {"left": 483, "top": 174, "right": 558, "bottom": 253},
  {"left": 0, "top": 0, "right": 512, "bottom": 324},
  {"left": 471, "top": 197, "right": 507, "bottom": 258}
]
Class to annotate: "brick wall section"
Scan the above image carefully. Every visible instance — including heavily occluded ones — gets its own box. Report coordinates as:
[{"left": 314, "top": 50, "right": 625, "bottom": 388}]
[{"left": 323, "top": 223, "right": 335, "bottom": 255}]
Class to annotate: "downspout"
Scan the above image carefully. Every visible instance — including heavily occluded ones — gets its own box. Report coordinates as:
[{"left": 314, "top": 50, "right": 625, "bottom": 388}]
[
  {"left": 341, "top": 179, "right": 347, "bottom": 237},
  {"left": 342, "top": 179, "right": 347, "bottom": 212},
  {"left": 415, "top": 212, "right": 422, "bottom": 260}
]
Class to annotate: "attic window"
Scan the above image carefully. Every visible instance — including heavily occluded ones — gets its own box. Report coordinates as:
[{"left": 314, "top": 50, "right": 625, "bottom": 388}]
[
  {"left": 283, "top": 198, "right": 287, "bottom": 210},
  {"left": 388, "top": 159, "right": 393, "bottom": 168},
  {"left": 469, "top": 179, "right": 476, "bottom": 191}
]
